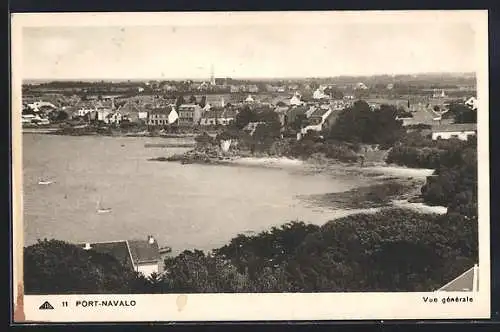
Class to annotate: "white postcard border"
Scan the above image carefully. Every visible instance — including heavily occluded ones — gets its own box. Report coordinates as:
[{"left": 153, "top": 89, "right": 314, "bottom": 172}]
[{"left": 11, "top": 10, "right": 490, "bottom": 322}]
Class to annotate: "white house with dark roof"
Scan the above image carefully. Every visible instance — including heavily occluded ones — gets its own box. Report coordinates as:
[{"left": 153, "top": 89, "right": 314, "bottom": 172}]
[
  {"left": 290, "top": 93, "right": 303, "bottom": 106},
  {"left": 431, "top": 123, "right": 477, "bottom": 141},
  {"left": 79, "top": 235, "right": 161, "bottom": 277},
  {"left": 465, "top": 97, "right": 478, "bottom": 110}
]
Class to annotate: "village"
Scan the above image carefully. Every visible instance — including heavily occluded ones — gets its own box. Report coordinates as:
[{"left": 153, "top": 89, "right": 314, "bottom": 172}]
[{"left": 22, "top": 74, "right": 478, "bottom": 142}]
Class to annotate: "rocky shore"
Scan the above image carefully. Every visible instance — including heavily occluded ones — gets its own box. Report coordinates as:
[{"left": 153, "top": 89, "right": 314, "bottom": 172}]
[{"left": 149, "top": 147, "right": 239, "bottom": 165}]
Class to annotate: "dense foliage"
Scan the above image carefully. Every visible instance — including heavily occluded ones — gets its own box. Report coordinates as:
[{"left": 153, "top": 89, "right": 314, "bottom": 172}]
[
  {"left": 328, "top": 101, "right": 405, "bottom": 148},
  {"left": 282, "top": 209, "right": 477, "bottom": 292},
  {"left": 386, "top": 134, "right": 477, "bottom": 217},
  {"left": 287, "top": 137, "right": 360, "bottom": 163},
  {"left": 443, "top": 102, "right": 477, "bottom": 123},
  {"left": 25, "top": 208, "right": 477, "bottom": 294}
]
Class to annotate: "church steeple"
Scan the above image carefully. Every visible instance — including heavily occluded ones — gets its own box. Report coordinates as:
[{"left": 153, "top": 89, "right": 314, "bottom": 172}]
[{"left": 210, "top": 64, "right": 215, "bottom": 85}]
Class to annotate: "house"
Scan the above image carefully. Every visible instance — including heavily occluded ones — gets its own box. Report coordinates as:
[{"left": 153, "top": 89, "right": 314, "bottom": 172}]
[
  {"left": 96, "top": 108, "right": 112, "bottom": 122},
  {"left": 354, "top": 82, "right": 368, "bottom": 90},
  {"left": 313, "top": 87, "right": 329, "bottom": 100},
  {"left": 27, "top": 101, "right": 57, "bottom": 112},
  {"left": 465, "top": 97, "right": 478, "bottom": 111},
  {"left": 331, "top": 100, "right": 351, "bottom": 111},
  {"left": 200, "top": 108, "right": 224, "bottom": 126},
  {"left": 290, "top": 93, "right": 303, "bottom": 106},
  {"left": 437, "top": 264, "right": 479, "bottom": 292},
  {"left": 433, "top": 89, "right": 447, "bottom": 98},
  {"left": 244, "top": 95, "right": 255, "bottom": 103},
  {"left": 397, "top": 116, "right": 418, "bottom": 127},
  {"left": 148, "top": 107, "right": 174, "bottom": 126},
  {"left": 431, "top": 123, "right": 477, "bottom": 141},
  {"left": 79, "top": 235, "right": 161, "bottom": 277},
  {"left": 77, "top": 107, "right": 94, "bottom": 117},
  {"left": 138, "top": 111, "right": 149, "bottom": 121},
  {"left": 161, "top": 84, "right": 177, "bottom": 92},
  {"left": 230, "top": 85, "right": 241, "bottom": 93},
  {"left": 177, "top": 104, "right": 202, "bottom": 126},
  {"left": 247, "top": 85, "right": 259, "bottom": 93},
  {"left": 22, "top": 114, "right": 37, "bottom": 124},
  {"left": 105, "top": 111, "right": 123, "bottom": 125},
  {"left": 301, "top": 107, "right": 334, "bottom": 134}
]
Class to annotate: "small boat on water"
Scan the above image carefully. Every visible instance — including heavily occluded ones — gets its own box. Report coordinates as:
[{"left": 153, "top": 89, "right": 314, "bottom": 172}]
[
  {"left": 38, "top": 178, "right": 54, "bottom": 185},
  {"left": 159, "top": 246, "right": 172, "bottom": 254},
  {"left": 96, "top": 200, "right": 112, "bottom": 214}
]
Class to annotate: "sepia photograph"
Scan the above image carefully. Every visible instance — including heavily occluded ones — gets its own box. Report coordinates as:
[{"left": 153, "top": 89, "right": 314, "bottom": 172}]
[{"left": 11, "top": 10, "right": 490, "bottom": 322}]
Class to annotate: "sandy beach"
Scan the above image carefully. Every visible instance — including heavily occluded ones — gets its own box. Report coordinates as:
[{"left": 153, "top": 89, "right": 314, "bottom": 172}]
[{"left": 218, "top": 156, "right": 447, "bottom": 213}]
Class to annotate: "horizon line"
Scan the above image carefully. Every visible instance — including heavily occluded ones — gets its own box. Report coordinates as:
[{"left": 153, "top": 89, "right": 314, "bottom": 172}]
[{"left": 23, "top": 71, "right": 476, "bottom": 83}]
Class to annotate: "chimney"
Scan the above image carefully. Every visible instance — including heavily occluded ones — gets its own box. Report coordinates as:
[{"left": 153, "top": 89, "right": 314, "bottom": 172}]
[
  {"left": 147, "top": 235, "right": 155, "bottom": 244},
  {"left": 84, "top": 243, "right": 92, "bottom": 250}
]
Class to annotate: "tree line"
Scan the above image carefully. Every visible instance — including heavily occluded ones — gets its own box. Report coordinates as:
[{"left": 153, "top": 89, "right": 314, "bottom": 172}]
[{"left": 24, "top": 208, "right": 477, "bottom": 294}]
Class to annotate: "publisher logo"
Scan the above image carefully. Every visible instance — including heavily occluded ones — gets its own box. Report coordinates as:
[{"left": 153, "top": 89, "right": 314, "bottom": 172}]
[{"left": 39, "top": 301, "right": 54, "bottom": 310}]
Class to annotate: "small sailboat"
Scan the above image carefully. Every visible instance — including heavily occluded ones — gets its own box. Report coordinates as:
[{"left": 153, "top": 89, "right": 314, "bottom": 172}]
[
  {"left": 96, "top": 200, "right": 112, "bottom": 214},
  {"left": 159, "top": 246, "right": 172, "bottom": 254},
  {"left": 38, "top": 170, "right": 54, "bottom": 185}
]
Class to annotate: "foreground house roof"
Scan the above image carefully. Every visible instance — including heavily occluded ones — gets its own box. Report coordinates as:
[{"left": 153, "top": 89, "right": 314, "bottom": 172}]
[
  {"left": 432, "top": 123, "right": 477, "bottom": 133},
  {"left": 78, "top": 236, "right": 160, "bottom": 269},
  {"left": 127, "top": 239, "right": 160, "bottom": 264},
  {"left": 79, "top": 241, "right": 135, "bottom": 270}
]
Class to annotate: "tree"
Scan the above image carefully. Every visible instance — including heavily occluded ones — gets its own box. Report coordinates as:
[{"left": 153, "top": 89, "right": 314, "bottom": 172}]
[
  {"left": 324, "top": 87, "right": 344, "bottom": 99},
  {"left": 189, "top": 95, "right": 197, "bottom": 104},
  {"left": 444, "top": 103, "right": 477, "bottom": 124},
  {"left": 235, "top": 106, "right": 258, "bottom": 129},
  {"left": 175, "top": 95, "right": 186, "bottom": 108},
  {"left": 49, "top": 110, "right": 69, "bottom": 122},
  {"left": 291, "top": 113, "right": 307, "bottom": 131},
  {"left": 199, "top": 96, "right": 207, "bottom": 108}
]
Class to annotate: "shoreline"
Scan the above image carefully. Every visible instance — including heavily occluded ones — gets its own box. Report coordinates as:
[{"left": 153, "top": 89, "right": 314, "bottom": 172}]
[
  {"left": 156, "top": 152, "right": 446, "bottom": 215},
  {"left": 22, "top": 128, "right": 199, "bottom": 138}
]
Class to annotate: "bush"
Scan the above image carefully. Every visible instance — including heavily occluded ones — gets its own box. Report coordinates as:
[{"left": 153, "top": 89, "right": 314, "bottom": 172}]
[{"left": 287, "top": 140, "right": 359, "bottom": 163}]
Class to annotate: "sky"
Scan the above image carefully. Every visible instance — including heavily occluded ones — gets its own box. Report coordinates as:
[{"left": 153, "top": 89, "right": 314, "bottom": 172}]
[{"left": 21, "top": 21, "right": 477, "bottom": 80}]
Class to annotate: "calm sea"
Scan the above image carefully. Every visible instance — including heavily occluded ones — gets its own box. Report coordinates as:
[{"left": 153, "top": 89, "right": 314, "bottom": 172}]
[{"left": 22, "top": 134, "right": 365, "bottom": 253}]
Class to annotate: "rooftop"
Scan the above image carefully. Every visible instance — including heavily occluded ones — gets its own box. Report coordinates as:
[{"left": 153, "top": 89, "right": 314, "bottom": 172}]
[
  {"left": 150, "top": 107, "right": 173, "bottom": 115},
  {"left": 178, "top": 104, "right": 199, "bottom": 109},
  {"left": 78, "top": 236, "right": 160, "bottom": 268},
  {"left": 201, "top": 109, "right": 225, "bottom": 119},
  {"left": 437, "top": 265, "right": 478, "bottom": 292},
  {"left": 432, "top": 123, "right": 477, "bottom": 133},
  {"left": 128, "top": 239, "right": 160, "bottom": 264},
  {"left": 78, "top": 241, "right": 134, "bottom": 270},
  {"left": 310, "top": 108, "right": 330, "bottom": 117}
]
